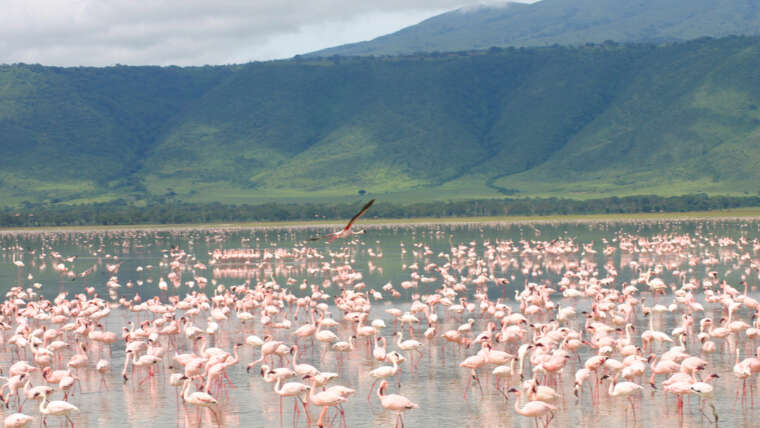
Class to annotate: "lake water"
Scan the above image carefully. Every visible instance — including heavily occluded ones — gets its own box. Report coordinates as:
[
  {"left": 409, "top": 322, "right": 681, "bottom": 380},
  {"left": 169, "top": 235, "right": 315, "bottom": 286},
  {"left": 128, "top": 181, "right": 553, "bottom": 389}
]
[{"left": 0, "top": 219, "right": 759, "bottom": 427}]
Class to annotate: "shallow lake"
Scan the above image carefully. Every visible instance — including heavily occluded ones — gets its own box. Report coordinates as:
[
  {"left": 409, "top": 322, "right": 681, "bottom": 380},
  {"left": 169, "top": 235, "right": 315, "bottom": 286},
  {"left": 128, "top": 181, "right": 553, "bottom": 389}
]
[{"left": 0, "top": 219, "right": 759, "bottom": 427}]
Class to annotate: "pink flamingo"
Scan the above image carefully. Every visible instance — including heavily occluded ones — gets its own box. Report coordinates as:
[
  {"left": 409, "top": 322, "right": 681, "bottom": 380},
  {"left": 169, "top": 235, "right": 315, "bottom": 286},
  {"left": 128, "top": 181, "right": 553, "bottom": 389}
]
[
  {"left": 308, "top": 199, "right": 375, "bottom": 242},
  {"left": 508, "top": 387, "right": 557, "bottom": 428},
  {"left": 459, "top": 352, "right": 487, "bottom": 398},
  {"left": 377, "top": 380, "right": 419, "bottom": 428},
  {"left": 306, "top": 376, "right": 348, "bottom": 428},
  {"left": 180, "top": 376, "right": 220, "bottom": 426}
]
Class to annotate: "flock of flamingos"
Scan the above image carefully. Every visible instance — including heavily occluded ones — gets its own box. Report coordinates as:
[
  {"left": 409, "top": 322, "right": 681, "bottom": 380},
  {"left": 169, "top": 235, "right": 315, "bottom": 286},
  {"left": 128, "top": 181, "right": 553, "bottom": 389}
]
[{"left": 0, "top": 217, "right": 758, "bottom": 427}]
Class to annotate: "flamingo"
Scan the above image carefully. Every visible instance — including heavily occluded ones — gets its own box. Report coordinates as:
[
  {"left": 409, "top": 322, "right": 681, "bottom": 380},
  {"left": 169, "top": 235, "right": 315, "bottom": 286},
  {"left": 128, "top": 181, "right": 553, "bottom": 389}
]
[
  {"left": 377, "top": 381, "right": 419, "bottom": 428},
  {"left": 373, "top": 336, "right": 387, "bottom": 362},
  {"left": 96, "top": 359, "right": 110, "bottom": 390},
  {"left": 291, "top": 345, "right": 320, "bottom": 377},
  {"left": 601, "top": 374, "right": 643, "bottom": 419},
  {"left": 459, "top": 352, "right": 486, "bottom": 398},
  {"left": 247, "top": 336, "right": 283, "bottom": 370},
  {"left": 308, "top": 199, "right": 375, "bottom": 242},
  {"left": 690, "top": 374, "right": 720, "bottom": 422},
  {"left": 331, "top": 336, "right": 356, "bottom": 370},
  {"left": 32, "top": 390, "right": 79, "bottom": 428},
  {"left": 367, "top": 352, "right": 401, "bottom": 400},
  {"left": 3, "top": 413, "right": 33, "bottom": 428},
  {"left": 269, "top": 374, "right": 311, "bottom": 426},
  {"left": 508, "top": 387, "right": 557, "bottom": 428},
  {"left": 394, "top": 331, "right": 423, "bottom": 369},
  {"left": 306, "top": 376, "right": 348, "bottom": 428},
  {"left": 180, "top": 376, "right": 220, "bottom": 426}
]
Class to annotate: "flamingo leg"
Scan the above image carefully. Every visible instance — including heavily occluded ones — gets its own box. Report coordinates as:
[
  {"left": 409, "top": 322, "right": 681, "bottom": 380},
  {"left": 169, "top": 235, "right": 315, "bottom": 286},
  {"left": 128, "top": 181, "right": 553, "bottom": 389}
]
[
  {"left": 223, "top": 371, "right": 236, "bottom": 389},
  {"left": 317, "top": 406, "right": 328, "bottom": 428},
  {"left": 367, "top": 380, "right": 377, "bottom": 401},
  {"left": 463, "top": 372, "right": 472, "bottom": 399},
  {"left": 292, "top": 399, "right": 298, "bottom": 428},
  {"left": 210, "top": 407, "right": 221, "bottom": 426},
  {"left": 496, "top": 383, "right": 509, "bottom": 401},
  {"left": 472, "top": 373, "right": 484, "bottom": 398},
  {"left": 628, "top": 396, "right": 636, "bottom": 420},
  {"left": 302, "top": 400, "right": 312, "bottom": 427}
]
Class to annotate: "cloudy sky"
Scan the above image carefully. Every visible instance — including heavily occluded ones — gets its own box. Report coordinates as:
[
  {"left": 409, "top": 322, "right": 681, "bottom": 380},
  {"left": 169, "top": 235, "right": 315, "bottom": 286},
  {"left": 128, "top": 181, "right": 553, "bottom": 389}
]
[{"left": 1, "top": 0, "right": 536, "bottom": 67}]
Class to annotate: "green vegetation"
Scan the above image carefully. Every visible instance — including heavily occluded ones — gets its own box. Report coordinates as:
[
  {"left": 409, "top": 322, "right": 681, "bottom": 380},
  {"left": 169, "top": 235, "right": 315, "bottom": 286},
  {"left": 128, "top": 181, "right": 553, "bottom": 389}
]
[
  {"left": 2, "top": 194, "right": 759, "bottom": 228},
  {"left": 5, "top": 37, "right": 760, "bottom": 206},
  {"left": 310, "top": 0, "right": 760, "bottom": 57}
]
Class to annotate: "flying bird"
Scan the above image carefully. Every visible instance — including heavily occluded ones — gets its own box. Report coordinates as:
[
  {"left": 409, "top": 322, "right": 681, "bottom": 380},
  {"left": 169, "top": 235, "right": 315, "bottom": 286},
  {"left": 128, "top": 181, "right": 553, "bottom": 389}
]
[{"left": 309, "top": 199, "right": 375, "bottom": 242}]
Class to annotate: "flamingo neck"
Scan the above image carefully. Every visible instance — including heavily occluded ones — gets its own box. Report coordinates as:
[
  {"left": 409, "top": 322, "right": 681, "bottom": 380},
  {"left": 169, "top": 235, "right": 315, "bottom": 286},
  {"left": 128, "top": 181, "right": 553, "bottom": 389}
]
[
  {"left": 308, "top": 378, "right": 318, "bottom": 401},
  {"left": 226, "top": 347, "right": 239, "bottom": 366},
  {"left": 292, "top": 347, "right": 300, "bottom": 367},
  {"left": 513, "top": 392, "right": 524, "bottom": 415},
  {"left": 316, "top": 315, "right": 324, "bottom": 334},
  {"left": 182, "top": 379, "right": 190, "bottom": 399},
  {"left": 39, "top": 395, "right": 48, "bottom": 414}
]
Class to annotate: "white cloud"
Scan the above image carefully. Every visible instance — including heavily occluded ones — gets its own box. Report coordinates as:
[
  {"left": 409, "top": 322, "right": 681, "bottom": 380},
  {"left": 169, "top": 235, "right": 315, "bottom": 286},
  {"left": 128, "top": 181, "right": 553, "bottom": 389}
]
[{"left": 0, "top": 0, "right": 538, "bottom": 66}]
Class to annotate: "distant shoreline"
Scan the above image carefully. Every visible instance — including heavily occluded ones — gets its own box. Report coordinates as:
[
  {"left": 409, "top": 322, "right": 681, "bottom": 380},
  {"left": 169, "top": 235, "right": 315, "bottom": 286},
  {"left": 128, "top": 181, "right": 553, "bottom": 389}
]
[{"left": 2, "top": 207, "right": 759, "bottom": 233}]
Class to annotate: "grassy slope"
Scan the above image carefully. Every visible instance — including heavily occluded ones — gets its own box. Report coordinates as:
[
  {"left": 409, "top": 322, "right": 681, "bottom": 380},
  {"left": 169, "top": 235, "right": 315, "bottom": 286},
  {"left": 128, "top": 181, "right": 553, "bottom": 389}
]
[
  {"left": 0, "top": 64, "right": 232, "bottom": 204},
  {"left": 3, "top": 38, "right": 760, "bottom": 205},
  {"left": 494, "top": 37, "right": 760, "bottom": 197}
]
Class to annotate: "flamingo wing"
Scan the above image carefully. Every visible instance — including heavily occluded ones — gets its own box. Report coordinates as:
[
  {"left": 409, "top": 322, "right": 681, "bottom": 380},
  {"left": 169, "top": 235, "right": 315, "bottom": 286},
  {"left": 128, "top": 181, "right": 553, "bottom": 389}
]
[
  {"left": 49, "top": 401, "right": 79, "bottom": 414},
  {"left": 343, "top": 199, "right": 375, "bottom": 231},
  {"left": 308, "top": 199, "right": 374, "bottom": 241},
  {"left": 192, "top": 392, "right": 218, "bottom": 405},
  {"left": 308, "top": 233, "right": 333, "bottom": 241}
]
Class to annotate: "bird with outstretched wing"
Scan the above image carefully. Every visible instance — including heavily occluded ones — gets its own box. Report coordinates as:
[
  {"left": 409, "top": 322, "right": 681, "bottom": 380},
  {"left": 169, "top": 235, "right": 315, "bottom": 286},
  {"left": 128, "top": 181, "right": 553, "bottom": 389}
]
[{"left": 309, "top": 199, "right": 375, "bottom": 242}]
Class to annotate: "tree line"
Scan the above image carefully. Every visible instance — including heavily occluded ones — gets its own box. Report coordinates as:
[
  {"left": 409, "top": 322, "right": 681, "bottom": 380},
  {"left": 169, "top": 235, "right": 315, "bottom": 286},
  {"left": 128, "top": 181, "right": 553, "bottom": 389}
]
[{"left": 0, "top": 194, "right": 758, "bottom": 228}]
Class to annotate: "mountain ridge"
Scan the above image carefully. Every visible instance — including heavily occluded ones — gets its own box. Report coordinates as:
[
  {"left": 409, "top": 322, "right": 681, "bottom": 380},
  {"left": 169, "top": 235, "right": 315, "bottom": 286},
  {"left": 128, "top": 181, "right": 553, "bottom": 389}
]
[
  {"left": 307, "top": 0, "right": 760, "bottom": 57},
  {"left": 2, "top": 36, "right": 760, "bottom": 206}
]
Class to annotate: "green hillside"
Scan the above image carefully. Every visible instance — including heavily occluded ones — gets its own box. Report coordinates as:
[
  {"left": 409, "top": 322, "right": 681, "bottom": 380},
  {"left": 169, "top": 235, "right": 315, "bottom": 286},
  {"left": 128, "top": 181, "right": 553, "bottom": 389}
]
[
  {"left": 0, "top": 64, "right": 234, "bottom": 203},
  {"left": 310, "top": 0, "right": 760, "bottom": 57},
  {"left": 3, "top": 37, "right": 760, "bottom": 206}
]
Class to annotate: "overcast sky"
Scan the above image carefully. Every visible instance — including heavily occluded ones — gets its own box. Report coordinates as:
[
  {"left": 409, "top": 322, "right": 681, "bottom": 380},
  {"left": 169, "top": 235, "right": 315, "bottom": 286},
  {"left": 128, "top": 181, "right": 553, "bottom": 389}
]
[{"left": 1, "top": 0, "right": 536, "bottom": 67}]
